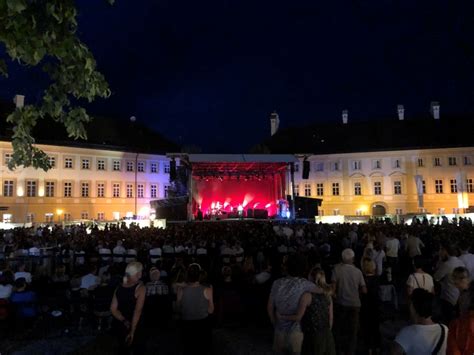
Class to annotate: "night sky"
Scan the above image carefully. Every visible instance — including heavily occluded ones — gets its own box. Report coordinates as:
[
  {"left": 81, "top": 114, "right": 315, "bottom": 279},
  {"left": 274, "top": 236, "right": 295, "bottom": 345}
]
[{"left": 2, "top": 0, "right": 474, "bottom": 152}]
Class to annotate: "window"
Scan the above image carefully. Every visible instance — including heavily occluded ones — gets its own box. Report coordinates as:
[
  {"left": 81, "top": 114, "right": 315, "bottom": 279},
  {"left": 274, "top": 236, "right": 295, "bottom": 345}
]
[
  {"left": 97, "top": 182, "right": 105, "bottom": 198},
  {"left": 81, "top": 182, "right": 90, "bottom": 197},
  {"left": 64, "top": 182, "right": 72, "bottom": 197},
  {"left": 332, "top": 182, "right": 340, "bottom": 196},
  {"left": 435, "top": 179, "right": 443, "bottom": 194},
  {"left": 393, "top": 159, "right": 401, "bottom": 169},
  {"left": 464, "top": 156, "right": 472, "bottom": 166},
  {"left": 150, "top": 162, "right": 158, "bottom": 173},
  {"left": 137, "top": 184, "right": 144, "bottom": 198},
  {"left": 356, "top": 209, "right": 363, "bottom": 216},
  {"left": 373, "top": 160, "right": 381, "bottom": 169},
  {"left": 113, "top": 183, "right": 121, "bottom": 198},
  {"left": 164, "top": 185, "right": 170, "bottom": 198},
  {"left": 374, "top": 181, "right": 382, "bottom": 195},
  {"left": 64, "top": 157, "right": 73, "bottom": 169},
  {"left": 434, "top": 157, "right": 441, "bottom": 167},
  {"left": 3, "top": 180, "right": 14, "bottom": 197},
  {"left": 352, "top": 161, "right": 361, "bottom": 170},
  {"left": 63, "top": 213, "right": 71, "bottom": 222},
  {"left": 304, "top": 183, "right": 312, "bottom": 197},
  {"left": 81, "top": 158, "right": 91, "bottom": 170},
  {"left": 26, "top": 180, "right": 37, "bottom": 197},
  {"left": 45, "top": 181, "right": 55, "bottom": 197},
  {"left": 45, "top": 213, "right": 54, "bottom": 223},
  {"left": 395, "top": 208, "right": 403, "bottom": 215},
  {"left": 4, "top": 153, "right": 12, "bottom": 166},
  {"left": 294, "top": 163, "right": 299, "bottom": 172},
  {"left": 333, "top": 209, "right": 340, "bottom": 216},
  {"left": 26, "top": 213, "right": 35, "bottom": 223},
  {"left": 137, "top": 161, "right": 145, "bottom": 172},
  {"left": 448, "top": 157, "right": 457, "bottom": 166},
  {"left": 81, "top": 212, "right": 89, "bottom": 220},
  {"left": 417, "top": 158, "right": 424, "bottom": 167},
  {"left": 467, "top": 179, "right": 474, "bottom": 193},
  {"left": 393, "top": 181, "right": 402, "bottom": 195},
  {"left": 316, "top": 183, "right": 324, "bottom": 196},
  {"left": 354, "top": 182, "right": 362, "bottom": 195},
  {"left": 97, "top": 212, "right": 105, "bottom": 221},
  {"left": 422, "top": 180, "right": 426, "bottom": 194},
  {"left": 333, "top": 162, "right": 340, "bottom": 171},
  {"left": 97, "top": 159, "right": 106, "bottom": 171},
  {"left": 314, "top": 162, "right": 324, "bottom": 172},
  {"left": 450, "top": 179, "right": 457, "bottom": 193},
  {"left": 438, "top": 208, "right": 445, "bottom": 215},
  {"left": 113, "top": 160, "right": 121, "bottom": 171},
  {"left": 164, "top": 163, "right": 170, "bottom": 174},
  {"left": 453, "top": 208, "right": 460, "bottom": 214},
  {"left": 294, "top": 184, "right": 300, "bottom": 197},
  {"left": 126, "top": 184, "right": 133, "bottom": 198},
  {"left": 151, "top": 184, "right": 158, "bottom": 198},
  {"left": 48, "top": 156, "right": 56, "bottom": 168},
  {"left": 126, "top": 161, "right": 134, "bottom": 172},
  {"left": 3, "top": 214, "right": 12, "bottom": 223}
]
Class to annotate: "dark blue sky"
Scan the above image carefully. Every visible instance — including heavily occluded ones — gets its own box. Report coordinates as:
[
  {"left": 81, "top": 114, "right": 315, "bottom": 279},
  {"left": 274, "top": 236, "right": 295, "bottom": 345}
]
[{"left": 2, "top": 0, "right": 474, "bottom": 152}]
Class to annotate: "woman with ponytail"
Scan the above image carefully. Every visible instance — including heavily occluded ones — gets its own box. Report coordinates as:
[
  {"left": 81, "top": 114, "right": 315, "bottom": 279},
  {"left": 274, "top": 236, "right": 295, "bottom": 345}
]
[{"left": 110, "top": 262, "right": 146, "bottom": 354}]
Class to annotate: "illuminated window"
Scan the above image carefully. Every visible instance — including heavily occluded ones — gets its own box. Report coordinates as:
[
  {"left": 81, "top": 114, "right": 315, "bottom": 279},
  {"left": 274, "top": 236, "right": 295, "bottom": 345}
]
[
  {"left": 26, "top": 213, "right": 35, "bottom": 223},
  {"left": 97, "top": 159, "right": 106, "bottom": 171},
  {"left": 81, "top": 211, "right": 89, "bottom": 220},
  {"left": 332, "top": 182, "right": 340, "bottom": 196},
  {"left": 113, "top": 160, "right": 121, "bottom": 171},
  {"left": 3, "top": 180, "right": 14, "bottom": 197},
  {"left": 81, "top": 182, "right": 90, "bottom": 197},
  {"left": 393, "top": 181, "right": 402, "bottom": 195},
  {"left": 304, "top": 183, "right": 312, "bottom": 197},
  {"left": 45, "top": 181, "right": 55, "bottom": 197},
  {"left": 434, "top": 157, "right": 442, "bottom": 167},
  {"left": 417, "top": 158, "right": 424, "bottom": 167},
  {"left": 467, "top": 179, "right": 474, "bottom": 193},
  {"left": 113, "top": 183, "right": 121, "bottom": 198},
  {"left": 126, "top": 161, "right": 134, "bottom": 172},
  {"left": 435, "top": 179, "right": 443, "bottom": 194},
  {"left": 450, "top": 179, "right": 457, "bottom": 193},
  {"left": 97, "top": 212, "right": 105, "bottom": 221},
  {"left": 464, "top": 156, "right": 472, "bottom": 166},
  {"left": 97, "top": 182, "right": 105, "bottom": 198},
  {"left": 64, "top": 157, "right": 73, "bottom": 169},
  {"left": 3, "top": 214, "right": 12, "bottom": 223},
  {"left": 151, "top": 184, "right": 158, "bottom": 198},
  {"left": 26, "top": 180, "right": 37, "bottom": 197},
  {"left": 354, "top": 182, "right": 362, "bottom": 195},
  {"left": 137, "top": 184, "right": 144, "bottom": 198},
  {"left": 316, "top": 183, "right": 324, "bottom": 196},
  {"left": 151, "top": 162, "right": 158, "bottom": 173},
  {"left": 81, "top": 158, "right": 91, "bottom": 170},
  {"left": 438, "top": 208, "right": 445, "bottom": 214},
  {"left": 448, "top": 157, "right": 457, "bottom": 166},
  {"left": 395, "top": 208, "right": 403, "bottom": 215},
  {"left": 137, "top": 161, "right": 145, "bottom": 172},
  {"left": 333, "top": 209, "right": 339, "bottom": 216},
  {"left": 45, "top": 213, "right": 54, "bottom": 223},
  {"left": 4, "top": 153, "right": 12, "bottom": 166},
  {"left": 164, "top": 163, "right": 170, "bottom": 174},
  {"left": 453, "top": 208, "right": 460, "bottom": 214},
  {"left": 126, "top": 184, "right": 133, "bottom": 198},
  {"left": 374, "top": 181, "right": 382, "bottom": 195},
  {"left": 63, "top": 213, "right": 71, "bottom": 222},
  {"left": 48, "top": 156, "right": 56, "bottom": 168},
  {"left": 64, "top": 182, "right": 72, "bottom": 197}
]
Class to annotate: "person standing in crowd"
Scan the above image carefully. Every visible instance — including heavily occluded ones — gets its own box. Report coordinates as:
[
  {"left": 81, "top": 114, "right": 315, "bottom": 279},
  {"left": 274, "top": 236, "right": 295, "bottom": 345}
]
[
  {"left": 451, "top": 267, "right": 472, "bottom": 315},
  {"left": 371, "top": 242, "right": 385, "bottom": 277},
  {"left": 405, "top": 233, "right": 425, "bottom": 259},
  {"left": 14, "top": 264, "right": 32, "bottom": 283},
  {"left": 434, "top": 243, "right": 465, "bottom": 324},
  {"left": 385, "top": 233, "right": 400, "bottom": 283},
  {"left": 406, "top": 256, "right": 434, "bottom": 296},
  {"left": 267, "top": 254, "right": 316, "bottom": 355},
  {"left": 177, "top": 263, "right": 214, "bottom": 355},
  {"left": 392, "top": 289, "right": 447, "bottom": 355},
  {"left": 146, "top": 267, "right": 169, "bottom": 297},
  {"left": 447, "top": 281, "right": 474, "bottom": 355},
  {"left": 459, "top": 241, "right": 474, "bottom": 278},
  {"left": 331, "top": 248, "right": 367, "bottom": 355},
  {"left": 110, "top": 262, "right": 146, "bottom": 355},
  {"left": 113, "top": 240, "right": 126, "bottom": 263},
  {"left": 360, "top": 258, "right": 381, "bottom": 355},
  {"left": 80, "top": 264, "right": 100, "bottom": 291}
]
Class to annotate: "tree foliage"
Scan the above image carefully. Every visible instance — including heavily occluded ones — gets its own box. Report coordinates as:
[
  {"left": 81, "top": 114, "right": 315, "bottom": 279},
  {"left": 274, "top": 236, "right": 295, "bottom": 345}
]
[{"left": 0, "top": 0, "right": 114, "bottom": 170}]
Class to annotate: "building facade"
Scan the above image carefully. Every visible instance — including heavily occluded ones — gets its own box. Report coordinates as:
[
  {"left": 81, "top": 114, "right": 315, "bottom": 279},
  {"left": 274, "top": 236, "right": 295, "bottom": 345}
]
[
  {"left": 0, "top": 141, "right": 171, "bottom": 223},
  {"left": 293, "top": 147, "right": 474, "bottom": 217}
]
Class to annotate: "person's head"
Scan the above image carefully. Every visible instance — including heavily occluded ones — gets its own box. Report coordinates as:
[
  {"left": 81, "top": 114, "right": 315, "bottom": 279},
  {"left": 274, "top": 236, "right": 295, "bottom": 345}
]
[
  {"left": 149, "top": 267, "right": 160, "bottom": 282},
  {"left": 439, "top": 242, "right": 458, "bottom": 260},
  {"left": 410, "top": 288, "right": 434, "bottom": 322},
  {"left": 17, "top": 264, "right": 26, "bottom": 272},
  {"left": 459, "top": 240, "right": 471, "bottom": 253},
  {"left": 186, "top": 263, "right": 202, "bottom": 283},
  {"left": 286, "top": 254, "right": 308, "bottom": 278},
  {"left": 222, "top": 266, "right": 232, "bottom": 279},
  {"left": 14, "top": 277, "right": 27, "bottom": 292},
  {"left": 451, "top": 267, "right": 471, "bottom": 291},
  {"left": 308, "top": 267, "right": 330, "bottom": 292},
  {"left": 412, "top": 255, "right": 426, "bottom": 271},
  {"left": 341, "top": 248, "right": 355, "bottom": 264},
  {"left": 123, "top": 262, "right": 143, "bottom": 284},
  {"left": 89, "top": 264, "right": 98, "bottom": 275},
  {"left": 362, "top": 257, "right": 376, "bottom": 276}
]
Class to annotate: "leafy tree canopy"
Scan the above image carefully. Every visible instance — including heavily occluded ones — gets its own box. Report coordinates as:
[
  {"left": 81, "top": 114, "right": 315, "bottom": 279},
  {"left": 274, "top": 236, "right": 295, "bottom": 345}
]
[{"left": 0, "top": 0, "right": 114, "bottom": 170}]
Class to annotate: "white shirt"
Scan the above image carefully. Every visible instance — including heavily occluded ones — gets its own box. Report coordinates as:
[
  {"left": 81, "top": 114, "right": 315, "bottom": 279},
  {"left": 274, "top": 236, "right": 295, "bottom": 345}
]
[
  {"left": 112, "top": 245, "right": 126, "bottom": 262},
  {"left": 28, "top": 247, "right": 41, "bottom": 256},
  {"left": 395, "top": 323, "right": 448, "bottom": 355},
  {"left": 80, "top": 273, "right": 100, "bottom": 290},
  {"left": 0, "top": 284, "right": 12, "bottom": 299},
  {"left": 15, "top": 271, "right": 32, "bottom": 283},
  {"left": 406, "top": 272, "right": 434, "bottom": 293},
  {"left": 385, "top": 238, "right": 400, "bottom": 258},
  {"left": 406, "top": 237, "right": 424, "bottom": 258},
  {"left": 99, "top": 248, "right": 112, "bottom": 260},
  {"left": 459, "top": 252, "right": 474, "bottom": 278},
  {"left": 149, "top": 248, "right": 162, "bottom": 263},
  {"left": 196, "top": 247, "right": 207, "bottom": 255},
  {"left": 371, "top": 249, "right": 385, "bottom": 276},
  {"left": 434, "top": 256, "right": 465, "bottom": 305},
  {"left": 126, "top": 249, "right": 137, "bottom": 262}
]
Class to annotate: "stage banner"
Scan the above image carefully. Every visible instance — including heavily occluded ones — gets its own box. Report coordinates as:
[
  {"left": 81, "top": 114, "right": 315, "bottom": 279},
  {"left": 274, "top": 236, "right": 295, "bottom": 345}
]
[
  {"left": 414, "top": 175, "right": 424, "bottom": 208},
  {"left": 456, "top": 171, "right": 468, "bottom": 210}
]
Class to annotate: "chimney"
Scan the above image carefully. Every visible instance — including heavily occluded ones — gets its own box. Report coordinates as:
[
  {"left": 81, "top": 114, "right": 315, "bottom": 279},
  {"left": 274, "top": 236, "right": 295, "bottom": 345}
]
[
  {"left": 431, "top": 101, "right": 440, "bottom": 120},
  {"left": 342, "top": 109, "right": 348, "bottom": 124},
  {"left": 270, "top": 111, "right": 280, "bottom": 136},
  {"left": 13, "top": 94, "right": 25, "bottom": 108},
  {"left": 397, "top": 104, "right": 404, "bottom": 120}
]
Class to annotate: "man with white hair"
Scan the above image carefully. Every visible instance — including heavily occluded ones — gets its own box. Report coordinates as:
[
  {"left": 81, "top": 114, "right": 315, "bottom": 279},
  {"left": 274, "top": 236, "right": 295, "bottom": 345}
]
[{"left": 332, "top": 248, "right": 367, "bottom": 355}]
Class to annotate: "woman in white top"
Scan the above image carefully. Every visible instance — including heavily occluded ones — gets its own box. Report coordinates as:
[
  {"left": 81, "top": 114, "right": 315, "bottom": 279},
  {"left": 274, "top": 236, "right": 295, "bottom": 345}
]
[{"left": 406, "top": 256, "right": 434, "bottom": 296}]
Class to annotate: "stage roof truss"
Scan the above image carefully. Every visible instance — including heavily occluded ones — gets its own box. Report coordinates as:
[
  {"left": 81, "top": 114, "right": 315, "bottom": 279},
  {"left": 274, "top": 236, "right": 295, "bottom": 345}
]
[{"left": 191, "top": 162, "right": 288, "bottom": 177}]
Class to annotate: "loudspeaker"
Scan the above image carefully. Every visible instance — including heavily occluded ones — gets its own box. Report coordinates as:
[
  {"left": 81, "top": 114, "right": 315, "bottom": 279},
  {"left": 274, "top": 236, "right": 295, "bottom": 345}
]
[
  {"left": 294, "top": 196, "right": 321, "bottom": 219},
  {"left": 170, "top": 159, "right": 177, "bottom": 181},
  {"left": 302, "top": 160, "right": 310, "bottom": 179},
  {"left": 253, "top": 209, "right": 268, "bottom": 219}
]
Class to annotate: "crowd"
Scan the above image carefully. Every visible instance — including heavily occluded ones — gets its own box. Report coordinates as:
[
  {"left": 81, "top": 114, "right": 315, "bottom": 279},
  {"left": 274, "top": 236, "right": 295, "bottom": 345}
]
[{"left": 0, "top": 217, "right": 473, "bottom": 354}]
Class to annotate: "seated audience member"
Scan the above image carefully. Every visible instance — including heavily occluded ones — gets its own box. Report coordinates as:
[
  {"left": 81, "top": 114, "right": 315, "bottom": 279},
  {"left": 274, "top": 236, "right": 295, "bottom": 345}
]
[
  {"left": 10, "top": 277, "right": 37, "bottom": 319},
  {"left": 14, "top": 264, "right": 32, "bottom": 284},
  {"left": 406, "top": 256, "right": 434, "bottom": 296},
  {"left": 448, "top": 283, "right": 474, "bottom": 355},
  {"left": 146, "top": 267, "right": 169, "bottom": 297},
  {"left": 80, "top": 265, "right": 100, "bottom": 290},
  {"left": 392, "top": 289, "right": 448, "bottom": 355}
]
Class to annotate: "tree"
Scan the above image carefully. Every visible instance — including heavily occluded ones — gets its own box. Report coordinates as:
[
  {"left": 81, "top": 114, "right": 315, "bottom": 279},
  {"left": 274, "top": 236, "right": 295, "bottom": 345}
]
[{"left": 0, "top": 0, "right": 114, "bottom": 171}]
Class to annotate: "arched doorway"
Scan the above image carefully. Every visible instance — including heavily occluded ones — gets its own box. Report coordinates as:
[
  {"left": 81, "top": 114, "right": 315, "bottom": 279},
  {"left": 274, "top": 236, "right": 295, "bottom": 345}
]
[{"left": 372, "top": 203, "right": 387, "bottom": 216}]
